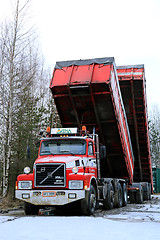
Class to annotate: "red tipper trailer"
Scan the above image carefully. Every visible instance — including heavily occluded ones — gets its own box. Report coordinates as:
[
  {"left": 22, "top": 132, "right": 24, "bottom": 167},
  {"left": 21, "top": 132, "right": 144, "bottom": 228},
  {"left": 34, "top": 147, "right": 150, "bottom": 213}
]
[
  {"left": 50, "top": 57, "right": 134, "bottom": 184},
  {"left": 117, "top": 65, "right": 152, "bottom": 187}
]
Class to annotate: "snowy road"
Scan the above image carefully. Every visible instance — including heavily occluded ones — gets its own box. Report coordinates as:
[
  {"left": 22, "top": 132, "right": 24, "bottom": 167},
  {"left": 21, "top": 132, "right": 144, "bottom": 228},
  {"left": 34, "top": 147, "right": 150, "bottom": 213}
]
[{"left": 0, "top": 195, "right": 160, "bottom": 240}]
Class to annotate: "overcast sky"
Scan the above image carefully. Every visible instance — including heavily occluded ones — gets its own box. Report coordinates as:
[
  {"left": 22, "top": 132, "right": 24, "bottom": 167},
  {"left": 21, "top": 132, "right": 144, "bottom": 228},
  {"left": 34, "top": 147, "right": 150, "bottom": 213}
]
[{"left": 1, "top": 0, "right": 160, "bottom": 110}]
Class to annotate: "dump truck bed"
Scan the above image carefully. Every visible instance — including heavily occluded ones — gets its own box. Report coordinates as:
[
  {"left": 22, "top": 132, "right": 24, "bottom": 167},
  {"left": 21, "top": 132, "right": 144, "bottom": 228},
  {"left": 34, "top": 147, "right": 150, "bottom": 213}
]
[
  {"left": 50, "top": 58, "right": 134, "bottom": 183},
  {"left": 117, "top": 65, "right": 152, "bottom": 184}
]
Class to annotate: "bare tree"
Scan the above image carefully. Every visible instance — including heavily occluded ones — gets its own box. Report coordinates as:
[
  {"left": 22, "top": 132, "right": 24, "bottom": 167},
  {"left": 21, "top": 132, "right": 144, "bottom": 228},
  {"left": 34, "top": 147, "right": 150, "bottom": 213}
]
[
  {"left": 0, "top": 0, "right": 57, "bottom": 198},
  {"left": 0, "top": 0, "right": 39, "bottom": 197}
]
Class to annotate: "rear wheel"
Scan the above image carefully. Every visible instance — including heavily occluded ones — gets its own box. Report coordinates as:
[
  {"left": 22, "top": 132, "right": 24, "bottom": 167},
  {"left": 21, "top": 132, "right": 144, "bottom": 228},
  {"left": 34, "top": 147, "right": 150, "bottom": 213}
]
[
  {"left": 142, "top": 182, "right": 152, "bottom": 201},
  {"left": 136, "top": 185, "right": 143, "bottom": 204},
  {"left": 148, "top": 183, "right": 152, "bottom": 200},
  {"left": 114, "top": 182, "right": 123, "bottom": 208},
  {"left": 142, "top": 182, "right": 149, "bottom": 201},
  {"left": 129, "top": 192, "right": 136, "bottom": 203},
  {"left": 103, "top": 183, "right": 114, "bottom": 210},
  {"left": 122, "top": 183, "right": 127, "bottom": 206},
  {"left": 24, "top": 202, "right": 39, "bottom": 215}
]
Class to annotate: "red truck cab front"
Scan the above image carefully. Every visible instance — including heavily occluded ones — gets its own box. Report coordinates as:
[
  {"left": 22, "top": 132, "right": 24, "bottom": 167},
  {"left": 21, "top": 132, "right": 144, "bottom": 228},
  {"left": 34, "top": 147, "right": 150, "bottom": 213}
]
[{"left": 15, "top": 127, "right": 98, "bottom": 213}]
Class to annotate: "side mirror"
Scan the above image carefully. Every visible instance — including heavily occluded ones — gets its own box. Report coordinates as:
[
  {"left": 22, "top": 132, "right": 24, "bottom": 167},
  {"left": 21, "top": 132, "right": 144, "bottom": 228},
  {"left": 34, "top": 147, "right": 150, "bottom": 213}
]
[
  {"left": 100, "top": 146, "right": 106, "bottom": 159},
  {"left": 27, "top": 145, "right": 30, "bottom": 159}
]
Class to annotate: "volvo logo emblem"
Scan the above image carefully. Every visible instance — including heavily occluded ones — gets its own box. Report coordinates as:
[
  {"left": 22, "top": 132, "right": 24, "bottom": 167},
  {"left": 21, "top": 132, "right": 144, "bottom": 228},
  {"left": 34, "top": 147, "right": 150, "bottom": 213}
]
[{"left": 41, "top": 167, "right": 46, "bottom": 172}]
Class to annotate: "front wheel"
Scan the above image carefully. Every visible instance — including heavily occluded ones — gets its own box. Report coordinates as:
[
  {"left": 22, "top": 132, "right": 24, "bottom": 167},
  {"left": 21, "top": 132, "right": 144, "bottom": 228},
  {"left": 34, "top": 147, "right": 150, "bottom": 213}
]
[
  {"left": 81, "top": 185, "right": 97, "bottom": 215},
  {"left": 24, "top": 202, "right": 39, "bottom": 215},
  {"left": 88, "top": 185, "right": 97, "bottom": 215}
]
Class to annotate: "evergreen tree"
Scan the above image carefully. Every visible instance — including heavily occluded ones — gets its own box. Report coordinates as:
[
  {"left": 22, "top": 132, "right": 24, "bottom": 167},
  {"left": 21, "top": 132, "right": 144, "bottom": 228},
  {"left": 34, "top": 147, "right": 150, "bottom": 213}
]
[{"left": 149, "top": 105, "right": 160, "bottom": 168}]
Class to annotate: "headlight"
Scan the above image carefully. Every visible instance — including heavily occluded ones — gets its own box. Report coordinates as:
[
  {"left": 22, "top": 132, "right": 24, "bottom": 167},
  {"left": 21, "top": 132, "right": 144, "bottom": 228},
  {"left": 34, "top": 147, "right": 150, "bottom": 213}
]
[
  {"left": 72, "top": 166, "right": 78, "bottom": 174},
  {"left": 18, "top": 181, "right": 32, "bottom": 189},
  {"left": 69, "top": 180, "right": 83, "bottom": 189},
  {"left": 24, "top": 167, "right": 31, "bottom": 174}
]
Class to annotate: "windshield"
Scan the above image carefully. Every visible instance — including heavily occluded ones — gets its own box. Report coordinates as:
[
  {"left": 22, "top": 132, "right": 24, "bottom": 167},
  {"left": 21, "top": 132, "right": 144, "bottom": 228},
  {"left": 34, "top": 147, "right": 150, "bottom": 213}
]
[{"left": 40, "top": 139, "right": 86, "bottom": 156}]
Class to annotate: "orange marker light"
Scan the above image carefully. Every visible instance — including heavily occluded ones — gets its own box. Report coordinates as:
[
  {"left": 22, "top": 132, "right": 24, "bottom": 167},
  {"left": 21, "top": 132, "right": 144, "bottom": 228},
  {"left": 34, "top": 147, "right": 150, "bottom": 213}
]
[
  {"left": 82, "top": 126, "right": 86, "bottom": 132},
  {"left": 46, "top": 127, "right": 51, "bottom": 134},
  {"left": 84, "top": 180, "right": 88, "bottom": 189}
]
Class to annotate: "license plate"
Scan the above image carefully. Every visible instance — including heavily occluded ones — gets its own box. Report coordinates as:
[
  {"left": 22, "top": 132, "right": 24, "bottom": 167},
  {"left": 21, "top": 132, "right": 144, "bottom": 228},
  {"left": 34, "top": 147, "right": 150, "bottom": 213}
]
[{"left": 42, "top": 191, "right": 56, "bottom": 197}]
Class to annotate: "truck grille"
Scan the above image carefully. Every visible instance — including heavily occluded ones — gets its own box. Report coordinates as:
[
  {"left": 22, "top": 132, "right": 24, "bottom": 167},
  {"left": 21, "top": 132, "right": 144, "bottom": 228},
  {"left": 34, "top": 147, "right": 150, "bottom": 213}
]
[{"left": 35, "top": 163, "right": 66, "bottom": 187}]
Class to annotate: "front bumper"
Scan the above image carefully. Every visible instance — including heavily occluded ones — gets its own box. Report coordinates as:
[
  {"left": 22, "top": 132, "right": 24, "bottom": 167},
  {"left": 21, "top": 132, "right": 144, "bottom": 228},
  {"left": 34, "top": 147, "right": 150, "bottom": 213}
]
[{"left": 15, "top": 189, "right": 85, "bottom": 206}]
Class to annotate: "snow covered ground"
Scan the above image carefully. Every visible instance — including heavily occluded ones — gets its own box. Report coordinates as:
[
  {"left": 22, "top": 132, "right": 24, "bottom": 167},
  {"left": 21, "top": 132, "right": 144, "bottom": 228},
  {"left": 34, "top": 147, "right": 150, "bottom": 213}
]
[{"left": 0, "top": 195, "right": 160, "bottom": 240}]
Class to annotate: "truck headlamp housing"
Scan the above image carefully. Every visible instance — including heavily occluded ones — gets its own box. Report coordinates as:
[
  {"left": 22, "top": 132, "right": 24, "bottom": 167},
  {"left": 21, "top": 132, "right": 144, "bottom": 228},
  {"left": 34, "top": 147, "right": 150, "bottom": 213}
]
[
  {"left": 69, "top": 180, "right": 83, "bottom": 189},
  {"left": 18, "top": 181, "right": 32, "bottom": 189}
]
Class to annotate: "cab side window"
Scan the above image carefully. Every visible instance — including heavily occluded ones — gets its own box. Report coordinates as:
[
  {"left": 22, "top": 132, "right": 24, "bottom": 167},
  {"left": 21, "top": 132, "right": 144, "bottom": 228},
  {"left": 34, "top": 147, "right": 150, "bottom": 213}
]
[{"left": 88, "top": 142, "right": 94, "bottom": 155}]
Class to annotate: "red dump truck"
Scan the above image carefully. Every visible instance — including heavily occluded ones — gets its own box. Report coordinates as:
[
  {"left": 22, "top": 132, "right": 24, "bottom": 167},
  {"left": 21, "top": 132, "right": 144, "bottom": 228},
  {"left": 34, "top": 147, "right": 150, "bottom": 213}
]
[{"left": 15, "top": 57, "right": 153, "bottom": 215}]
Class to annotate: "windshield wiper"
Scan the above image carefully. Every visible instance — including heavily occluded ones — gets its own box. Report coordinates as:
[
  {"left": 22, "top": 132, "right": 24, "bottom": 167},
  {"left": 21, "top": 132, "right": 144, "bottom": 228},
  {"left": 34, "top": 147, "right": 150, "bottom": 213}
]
[
  {"left": 41, "top": 151, "right": 54, "bottom": 156},
  {"left": 59, "top": 150, "right": 74, "bottom": 155}
]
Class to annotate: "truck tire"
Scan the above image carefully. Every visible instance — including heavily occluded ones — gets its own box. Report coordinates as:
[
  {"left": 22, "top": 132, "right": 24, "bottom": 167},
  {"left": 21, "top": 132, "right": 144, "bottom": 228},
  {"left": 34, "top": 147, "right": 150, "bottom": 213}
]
[
  {"left": 129, "top": 192, "right": 136, "bottom": 203},
  {"left": 148, "top": 183, "right": 152, "bottom": 200},
  {"left": 103, "top": 183, "right": 114, "bottom": 210},
  {"left": 24, "top": 202, "right": 39, "bottom": 215},
  {"left": 122, "top": 183, "right": 127, "bottom": 206},
  {"left": 142, "top": 182, "right": 152, "bottom": 201},
  {"left": 142, "top": 182, "right": 149, "bottom": 201},
  {"left": 136, "top": 185, "right": 143, "bottom": 204},
  {"left": 81, "top": 185, "right": 97, "bottom": 215},
  {"left": 114, "top": 182, "right": 123, "bottom": 208}
]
